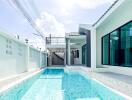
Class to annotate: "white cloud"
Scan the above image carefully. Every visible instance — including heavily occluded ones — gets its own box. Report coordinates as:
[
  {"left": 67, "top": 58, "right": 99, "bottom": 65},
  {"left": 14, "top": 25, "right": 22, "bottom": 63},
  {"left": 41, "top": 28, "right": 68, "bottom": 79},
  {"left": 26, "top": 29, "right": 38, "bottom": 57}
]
[
  {"left": 35, "top": 12, "right": 65, "bottom": 37},
  {"left": 60, "top": 8, "right": 70, "bottom": 16},
  {"left": 34, "top": 0, "right": 116, "bottom": 38}
]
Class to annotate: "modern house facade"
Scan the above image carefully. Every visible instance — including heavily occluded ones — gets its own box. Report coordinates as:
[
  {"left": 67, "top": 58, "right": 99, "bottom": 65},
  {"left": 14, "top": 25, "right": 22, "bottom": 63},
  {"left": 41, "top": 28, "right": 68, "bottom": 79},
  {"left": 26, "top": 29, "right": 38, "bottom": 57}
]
[
  {"left": 45, "top": 0, "right": 132, "bottom": 76},
  {"left": 85, "top": 0, "right": 132, "bottom": 76},
  {"left": 65, "top": 32, "right": 86, "bottom": 66},
  {"left": 46, "top": 33, "right": 86, "bottom": 66}
]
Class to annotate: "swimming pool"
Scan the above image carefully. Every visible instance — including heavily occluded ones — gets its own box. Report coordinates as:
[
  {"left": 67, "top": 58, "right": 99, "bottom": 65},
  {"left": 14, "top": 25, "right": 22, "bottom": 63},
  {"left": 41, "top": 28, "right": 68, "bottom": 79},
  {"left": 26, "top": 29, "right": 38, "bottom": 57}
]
[{"left": 0, "top": 68, "right": 127, "bottom": 100}]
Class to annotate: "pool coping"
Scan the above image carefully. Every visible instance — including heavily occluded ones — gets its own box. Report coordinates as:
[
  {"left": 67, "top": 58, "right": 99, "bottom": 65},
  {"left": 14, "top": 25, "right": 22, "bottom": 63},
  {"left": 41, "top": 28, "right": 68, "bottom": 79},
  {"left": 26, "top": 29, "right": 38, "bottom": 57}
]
[{"left": 0, "top": 68, "right": 45, "bottom": 95}]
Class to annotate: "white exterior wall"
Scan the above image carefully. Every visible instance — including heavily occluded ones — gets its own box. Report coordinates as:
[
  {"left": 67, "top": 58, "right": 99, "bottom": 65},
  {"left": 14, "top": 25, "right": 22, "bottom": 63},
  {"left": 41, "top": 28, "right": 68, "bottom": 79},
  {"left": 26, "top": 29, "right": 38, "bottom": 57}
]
[
  {"left": 79, "top": 24, "right": 96, "bottom": 69},
  {"left": 91, "top": 28, "right": 96, "bottom": 70},
  {"left": 0, "top": 32, "right": 46, "bottom": 79},
  {"left": 28, "top": 48, "right": 40, "bottom": 70},
  {"left": 41, "top": 53, "right": 47, "bottom": 67},
  {"left": 96, "top": 0, "right": 132, "bottom": 76},
  {"left": 0, "top": 34, "right": 27, "bottom": 79}
]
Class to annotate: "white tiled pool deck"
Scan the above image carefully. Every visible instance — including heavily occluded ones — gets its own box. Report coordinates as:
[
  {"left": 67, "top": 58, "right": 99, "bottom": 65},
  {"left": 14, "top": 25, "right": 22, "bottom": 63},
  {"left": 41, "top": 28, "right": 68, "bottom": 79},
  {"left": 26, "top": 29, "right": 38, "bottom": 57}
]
[{"left": 0, "top": 66, "right": 132, "bottom": 99}]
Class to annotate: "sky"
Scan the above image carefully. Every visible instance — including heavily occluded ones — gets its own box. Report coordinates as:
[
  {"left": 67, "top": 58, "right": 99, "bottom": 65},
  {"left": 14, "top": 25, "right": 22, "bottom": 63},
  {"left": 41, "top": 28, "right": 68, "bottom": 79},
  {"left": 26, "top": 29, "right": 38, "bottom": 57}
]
[{"left": 0, "top": 0, "right": 116, "bottom": 49}]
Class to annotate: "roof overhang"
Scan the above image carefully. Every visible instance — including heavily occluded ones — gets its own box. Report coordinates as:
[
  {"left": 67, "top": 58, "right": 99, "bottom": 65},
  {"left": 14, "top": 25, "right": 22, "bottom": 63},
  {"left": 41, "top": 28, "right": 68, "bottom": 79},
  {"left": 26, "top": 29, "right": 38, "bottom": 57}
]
[
  {"left": 93, "top": 0, "right": 125, "bottom": 28},
  {"left": 67, "top": 35, "right": 86, "bottom": 46}
]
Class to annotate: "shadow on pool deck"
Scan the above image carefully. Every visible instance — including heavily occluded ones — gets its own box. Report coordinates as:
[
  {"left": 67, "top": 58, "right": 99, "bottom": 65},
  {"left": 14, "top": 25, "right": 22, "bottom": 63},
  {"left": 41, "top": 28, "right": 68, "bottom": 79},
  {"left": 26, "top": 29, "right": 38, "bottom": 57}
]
[
  {"left": 91, "top": 71, "right": 132, "bottom": 98},
  {"left": 98, "top": 72, "right": 132, "bottom": 85}
]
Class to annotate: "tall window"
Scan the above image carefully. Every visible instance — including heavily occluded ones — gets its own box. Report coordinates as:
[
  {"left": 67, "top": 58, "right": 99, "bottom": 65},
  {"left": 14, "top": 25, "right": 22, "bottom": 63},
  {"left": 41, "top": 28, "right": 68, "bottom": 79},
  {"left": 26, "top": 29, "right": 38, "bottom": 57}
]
[
  {"left": 102, "top": 21, "right": 132, "bottom": 67},
  {"left": 82, "top": 44, "right": 86, "bottom": 64},
  {"left": 110, "top": 30, "right": 119, "bottom": 65},
  {"left": 102, "top": 35, "right": 109, "bottom": 64},
  {"left": 120, "top": 22, "right": 132, "bottom": 66}
]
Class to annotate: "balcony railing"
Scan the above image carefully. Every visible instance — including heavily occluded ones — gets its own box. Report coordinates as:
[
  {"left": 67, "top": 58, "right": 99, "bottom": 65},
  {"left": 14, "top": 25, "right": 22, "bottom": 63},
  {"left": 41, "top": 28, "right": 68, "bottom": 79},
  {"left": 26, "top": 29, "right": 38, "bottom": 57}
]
[
  {"left": 66, "top": 32, "right": 79, "bottom": 36},
  {"left": 46, "top": 37, "right": 65, "bottom": 45}
]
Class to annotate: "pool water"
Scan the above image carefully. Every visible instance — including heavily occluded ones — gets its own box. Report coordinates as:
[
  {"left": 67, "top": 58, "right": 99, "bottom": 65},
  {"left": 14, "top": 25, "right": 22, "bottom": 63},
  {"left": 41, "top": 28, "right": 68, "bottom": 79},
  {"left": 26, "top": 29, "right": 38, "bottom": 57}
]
[{"left": 0, "top": 68, "right": 126, "bottom": 100}]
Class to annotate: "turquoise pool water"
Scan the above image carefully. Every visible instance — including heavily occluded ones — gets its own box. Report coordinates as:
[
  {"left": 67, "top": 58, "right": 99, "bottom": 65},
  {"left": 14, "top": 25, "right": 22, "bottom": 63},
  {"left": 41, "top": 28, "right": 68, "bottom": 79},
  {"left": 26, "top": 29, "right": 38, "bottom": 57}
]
[{"left": 0, "top": 68, "right": 126, "bottom": 100}]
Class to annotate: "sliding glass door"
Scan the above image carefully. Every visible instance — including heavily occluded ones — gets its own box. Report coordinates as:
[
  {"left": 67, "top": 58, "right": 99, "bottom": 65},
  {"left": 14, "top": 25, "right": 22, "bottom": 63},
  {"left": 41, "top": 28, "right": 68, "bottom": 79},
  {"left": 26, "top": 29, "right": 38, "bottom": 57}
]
[
  {"left": 102, "top": 35, "right": 109, "bottom": 65},
  {"left": 120, "top": 22, "right": 132, "bottom": 66},
  {"left": 110, "top": 30, "right": 119, "bottom": 65},
  {"left": 102, "top": 21, "right": 132, "bottom": 67}
]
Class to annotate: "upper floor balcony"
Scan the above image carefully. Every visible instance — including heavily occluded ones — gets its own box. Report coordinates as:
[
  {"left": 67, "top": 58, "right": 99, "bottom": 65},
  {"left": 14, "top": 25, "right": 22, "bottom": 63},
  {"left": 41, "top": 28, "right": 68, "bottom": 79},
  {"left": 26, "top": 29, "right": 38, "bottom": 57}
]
[{"left": 46, "top": 37, "right": 66, "bottom": 49}]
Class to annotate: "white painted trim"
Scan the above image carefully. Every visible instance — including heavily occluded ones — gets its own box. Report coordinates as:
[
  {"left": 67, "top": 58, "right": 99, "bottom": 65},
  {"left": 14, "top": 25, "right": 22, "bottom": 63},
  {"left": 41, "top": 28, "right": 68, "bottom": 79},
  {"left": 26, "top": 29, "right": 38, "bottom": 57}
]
[{"left": 94, "top": 0, "right": 125, "bottom": 28}]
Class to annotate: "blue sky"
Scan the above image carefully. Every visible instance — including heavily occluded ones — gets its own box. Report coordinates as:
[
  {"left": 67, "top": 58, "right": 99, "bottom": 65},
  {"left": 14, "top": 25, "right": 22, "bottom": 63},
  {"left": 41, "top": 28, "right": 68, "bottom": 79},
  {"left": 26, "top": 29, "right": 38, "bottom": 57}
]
[{"left": 0, "top": 0, "right": 115, "bottom": 48}]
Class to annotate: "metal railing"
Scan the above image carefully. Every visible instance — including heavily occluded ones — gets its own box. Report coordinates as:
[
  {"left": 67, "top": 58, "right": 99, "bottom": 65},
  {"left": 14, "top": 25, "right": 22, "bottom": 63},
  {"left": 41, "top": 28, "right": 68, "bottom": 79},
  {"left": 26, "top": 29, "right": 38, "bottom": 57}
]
[
  {"left": 46, "top": 37, "right": 65, "bottom": 45},
  {"left": 66, "top": 32, "right": 79, "bottom": 36}
]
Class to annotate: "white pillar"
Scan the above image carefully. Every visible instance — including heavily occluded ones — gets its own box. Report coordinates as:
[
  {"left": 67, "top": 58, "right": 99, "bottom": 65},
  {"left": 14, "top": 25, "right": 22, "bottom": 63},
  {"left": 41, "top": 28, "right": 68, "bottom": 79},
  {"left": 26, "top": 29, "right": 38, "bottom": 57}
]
[
  {"left": 91, "top": 28, "right": 96, "bottom": 71},
  {"left": 79, "top": 46, "right": 82, "bottom": 65},
  {"left": 67, "top": 39, "right": 71, "bottom": 65},
  {"left": 64, "top": 48, "right": 66, "bottom": 65}
]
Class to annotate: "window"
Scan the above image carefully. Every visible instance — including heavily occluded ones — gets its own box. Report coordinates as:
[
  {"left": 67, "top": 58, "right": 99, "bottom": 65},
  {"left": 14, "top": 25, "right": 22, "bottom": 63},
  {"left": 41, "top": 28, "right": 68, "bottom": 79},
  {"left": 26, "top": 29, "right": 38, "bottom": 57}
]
[
  {"left": 82, "top": 44, "right": 86, "bottom": 64},
  {"left": 102, "top": 21, "right": 132, "bottom": 67},
  {"left": 102, "top": 35, "right": 109, "bottom": 64},
  {"left": 120, "top": 22, "right": 132, "bottom": 66},
  {"left": 110, "top": 30, "right": 119, "bottom": 65}
]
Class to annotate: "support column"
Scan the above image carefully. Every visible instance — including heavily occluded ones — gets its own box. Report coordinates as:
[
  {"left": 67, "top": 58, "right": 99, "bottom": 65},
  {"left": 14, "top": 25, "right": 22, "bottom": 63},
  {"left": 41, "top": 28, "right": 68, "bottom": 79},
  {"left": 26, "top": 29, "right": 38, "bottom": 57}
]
[
  {"left": 86, "top": 30, "right": 91, "bottom": 67},
  {"left": 66, "top": 38, "right": 71, "bottom": 65},
  {"left": 68, "top": 39, "right": 71, "bottom": 65},
  {"left": 64, "top": 48, "right": 66, "bottom": 65}
]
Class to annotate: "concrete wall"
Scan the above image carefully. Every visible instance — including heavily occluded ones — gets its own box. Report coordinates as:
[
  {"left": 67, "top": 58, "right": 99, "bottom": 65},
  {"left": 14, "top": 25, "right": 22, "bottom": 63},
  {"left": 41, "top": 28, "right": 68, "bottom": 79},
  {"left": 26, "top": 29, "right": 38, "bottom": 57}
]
[
  {"left": 0, "top": 32, "right": 47, "bottom": 79},
  {"left": 96, "top": 0, "right": 132, "bottom": 75}
]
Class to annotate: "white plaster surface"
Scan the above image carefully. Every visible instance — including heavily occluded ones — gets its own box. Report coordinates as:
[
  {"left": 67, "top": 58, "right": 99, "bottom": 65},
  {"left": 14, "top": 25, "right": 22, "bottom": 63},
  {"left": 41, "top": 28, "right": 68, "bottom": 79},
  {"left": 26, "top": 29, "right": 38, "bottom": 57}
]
[{"left": 0, "top": 31, "right": 47, "bottom": 80}]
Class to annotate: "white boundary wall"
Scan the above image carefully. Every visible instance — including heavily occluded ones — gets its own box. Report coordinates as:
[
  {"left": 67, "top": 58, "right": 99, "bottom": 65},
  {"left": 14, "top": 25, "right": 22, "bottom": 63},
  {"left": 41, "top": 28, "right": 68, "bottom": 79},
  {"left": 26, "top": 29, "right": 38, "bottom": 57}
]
[{"left": 0, "top": 32, "right": 47, "bottom": 79}]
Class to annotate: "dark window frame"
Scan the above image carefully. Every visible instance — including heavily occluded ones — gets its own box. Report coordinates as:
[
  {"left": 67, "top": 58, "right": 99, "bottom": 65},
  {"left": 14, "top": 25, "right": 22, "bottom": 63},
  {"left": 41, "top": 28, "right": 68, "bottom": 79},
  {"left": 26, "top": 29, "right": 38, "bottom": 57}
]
[
  {"left": 101, "top": 34, "right": 110, "bottom": 65},
  {"left": 110, "top": 29, "right": 120, "bottom": 66},
  {"left": 102, "top": 20, "right": 132, "bottom": 67}
]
